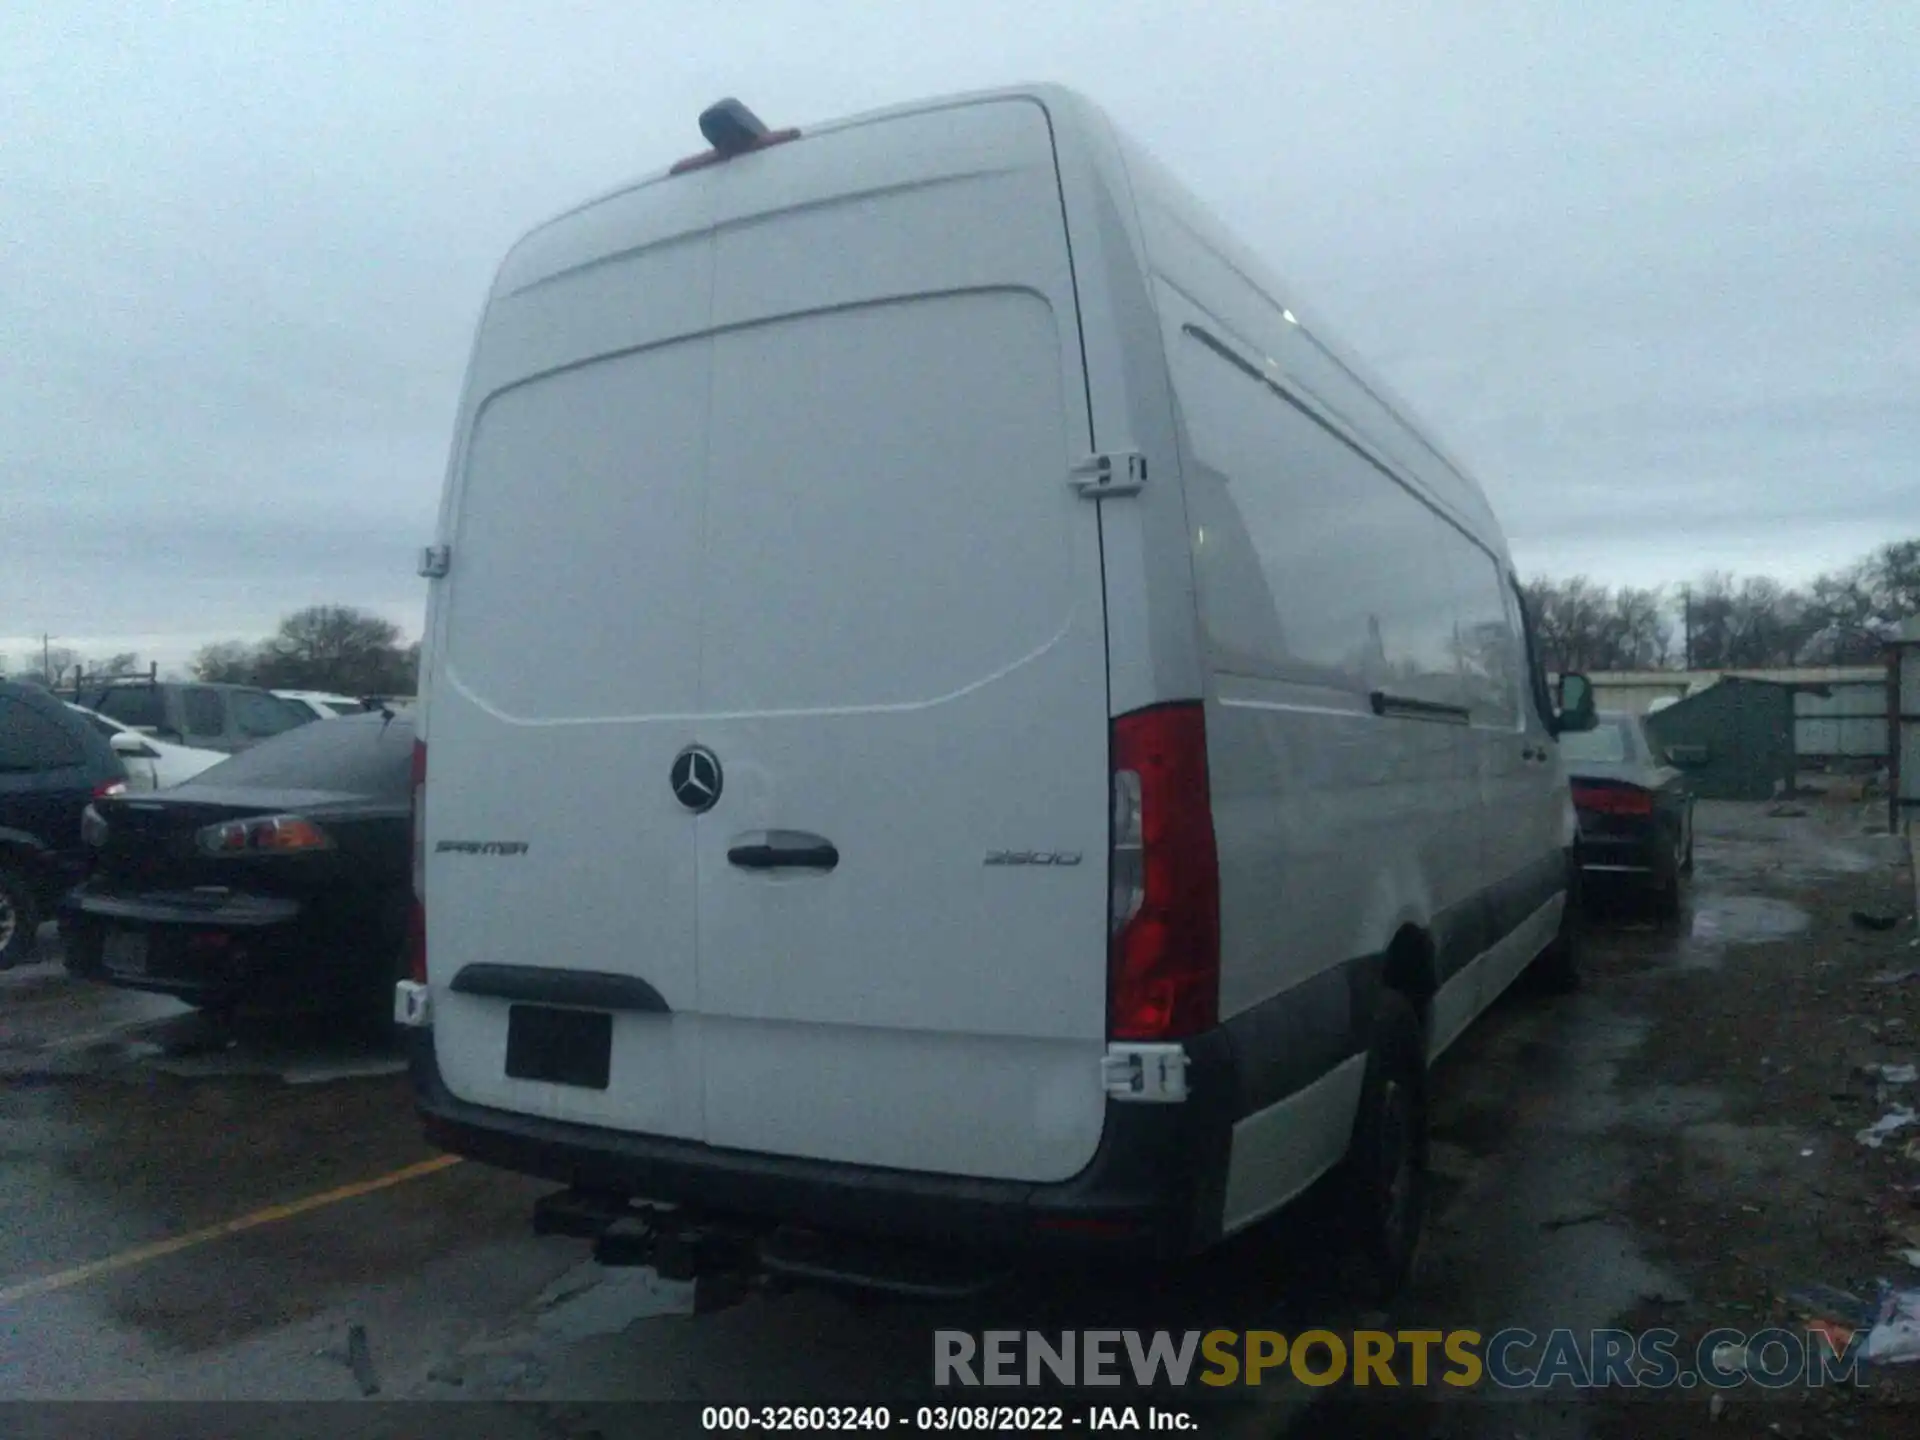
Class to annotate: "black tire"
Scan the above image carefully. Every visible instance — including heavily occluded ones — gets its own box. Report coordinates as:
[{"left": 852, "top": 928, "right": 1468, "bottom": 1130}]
[
  {"left": 1336, "top": 991, "right": 1428, "bottom": 1303},
  {"left": 1532, "top": 865, "right": 1582, "bottom": 994},
  {"left": 0, "top": 864, "right": 40, "bottom": 971}
]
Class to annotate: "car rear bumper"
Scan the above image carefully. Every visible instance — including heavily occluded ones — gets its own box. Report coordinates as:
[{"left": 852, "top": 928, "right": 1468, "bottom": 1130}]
[
  {"left": 408, "top": 1027, "right": 1237, "bottom": 1264},
  {"left": 1574, "top": 832, "right": 1671, "bottom": 882},
  {"left": 58, "top": 885, "right": 387, "bottom": 1008}
]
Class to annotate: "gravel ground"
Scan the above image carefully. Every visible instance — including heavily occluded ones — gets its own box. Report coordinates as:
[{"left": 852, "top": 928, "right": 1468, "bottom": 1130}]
[{"left": 1585, "top": 794, "right": 1920, "bottom": 1439}]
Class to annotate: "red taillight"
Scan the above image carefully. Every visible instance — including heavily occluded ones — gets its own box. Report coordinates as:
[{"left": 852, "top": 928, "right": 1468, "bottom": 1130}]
[
  {"left": 669, "top": 127, "right": 801, "bottom": 174},
  {"left": 1572, "top": 782, "right": 1655, "bottom": 816},
  {"left": 93, "top": 780, "right": 127, "bottom": 799},
  {"left": 410, "top": 739, "right": 427, "bottom": 984},
  {"left": 1108, "top": 703, "right": 1220, "bottom": 1042}
]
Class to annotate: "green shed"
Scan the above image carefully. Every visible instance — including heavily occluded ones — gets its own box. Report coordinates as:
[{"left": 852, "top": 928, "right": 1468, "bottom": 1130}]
[{"left": 1642, "top": 676, "right": 1796, "bottom": 801}]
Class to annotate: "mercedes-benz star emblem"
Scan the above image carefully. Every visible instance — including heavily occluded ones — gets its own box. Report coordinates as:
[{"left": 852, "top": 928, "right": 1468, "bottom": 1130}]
[{"left": 669, "top": 745, "right": 723, "bottom": 813}]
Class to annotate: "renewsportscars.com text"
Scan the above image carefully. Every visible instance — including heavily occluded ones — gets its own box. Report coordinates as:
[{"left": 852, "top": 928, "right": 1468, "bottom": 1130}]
[{"left": 934, "top": 1328, "right": 1868, "bottom": 1391}]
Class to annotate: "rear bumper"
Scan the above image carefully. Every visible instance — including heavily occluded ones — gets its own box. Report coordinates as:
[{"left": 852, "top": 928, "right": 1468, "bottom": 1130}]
[
  {"left": 1574, "top": 828, "right": 1675, "bottom": 888},
  {"left": 409, "top": 1027, "right": 1237, "bottom": 1264},
  {"left": 58, "top": 885, "right": 388, "bottom": 1008}
]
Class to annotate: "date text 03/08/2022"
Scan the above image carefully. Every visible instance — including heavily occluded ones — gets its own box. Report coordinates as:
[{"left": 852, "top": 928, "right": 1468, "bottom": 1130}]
[{"left": 702, "top": 1406, "right": 1197, "bottom": 1432}]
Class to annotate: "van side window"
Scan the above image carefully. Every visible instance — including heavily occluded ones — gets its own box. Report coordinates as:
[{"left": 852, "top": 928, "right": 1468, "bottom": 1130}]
[
  {"left": 1510, "top": 578, "right": 1555, "bottom": 731},
  {"left": 1455, "top": 548, "right": 1522, "bottom": 727},
  {"left": 1172, "top": 328, "right": 1469, "bottom": 708}
]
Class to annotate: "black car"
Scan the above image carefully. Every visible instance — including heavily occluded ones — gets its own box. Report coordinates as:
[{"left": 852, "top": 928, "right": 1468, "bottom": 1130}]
[
  {"left": 60, "top": 709, "right": 414, "bottom": 1015},
  {"left": 1, "top": 679, "right": 130, "bottom": 968},
  {"left": 1560, "top": 709, "right": 1695, "bottom": 917}
]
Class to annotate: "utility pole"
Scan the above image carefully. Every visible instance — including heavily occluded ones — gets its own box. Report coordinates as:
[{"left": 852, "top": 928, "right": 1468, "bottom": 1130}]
[
  {"left": 42, "top": 633, "right": 51, "bottom": 685},
  {"left": 1679, "top": 588, "right": 1692, "bottom": 671}
]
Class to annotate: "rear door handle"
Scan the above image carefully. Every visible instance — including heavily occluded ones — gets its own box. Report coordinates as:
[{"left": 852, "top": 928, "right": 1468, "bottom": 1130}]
[{"left": 727, "top": 830, "right": 839, "bottom": 871}]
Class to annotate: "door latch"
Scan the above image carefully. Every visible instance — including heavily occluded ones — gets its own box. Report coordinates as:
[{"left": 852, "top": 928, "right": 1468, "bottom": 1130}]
[
  {"left": 1102, "top": 1043, "right": 1189, "bottom": 1103},
  {"left": 1071, "top": 451, "right": 1148, "bottom": 499}
]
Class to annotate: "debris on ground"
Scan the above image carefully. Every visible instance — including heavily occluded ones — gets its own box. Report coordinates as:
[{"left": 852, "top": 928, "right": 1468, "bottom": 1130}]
[
  {"left": 1540, "top": 1206, "right": 1611, "bottom": 1232},
  {"left": 1864, "top": 1062, "right": 1920, "bottom": 1085},
  {"left": 345, "top": 1321, "right": 380, "bottom": 1396},
  {"left": 1868, "top": 968, "right": 1920, "bottom": 985},
  {"left": 1854, "top": 909, "right": 1907, "bottom": 932},
  {"left": 1857, "top": 1107, "right": 1919, "bottom": 1148},
  {"left": 1864, "top": 1285, "right": 1920, "bottom": 1366},
  {"left": 1768, "top": 803, "right": 1809, "bottom": 818}
]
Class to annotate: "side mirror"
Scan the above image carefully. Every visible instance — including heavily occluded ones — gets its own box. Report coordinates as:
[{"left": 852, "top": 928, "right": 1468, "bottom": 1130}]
[
  {"left": 1554, "top": 672, "right": 1598, "bottom": 734},
  {"left": 110, "top": 733, "right": 161, "bottom": 760}
]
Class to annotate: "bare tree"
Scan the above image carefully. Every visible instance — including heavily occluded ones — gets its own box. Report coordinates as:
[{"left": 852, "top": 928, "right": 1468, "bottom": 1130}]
[
  {"left": 1867, "top": 539, "right": 1920, "bottom": 626},
  {"left": 191, "top": 640, "right": 263, "bottom": 684},
  {"left": 252, "top": 605, "right": 412, "bottom": 695},
  {"left": 1521, "top": 578, "right": 1673, "bottom": 671}
]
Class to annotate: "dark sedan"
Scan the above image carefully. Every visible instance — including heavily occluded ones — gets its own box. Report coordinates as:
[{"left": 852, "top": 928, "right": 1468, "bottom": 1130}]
[
  {"left": 1560, "top": 709, "right": 1695, "bottom": 917},
  {"left": 60, "top": 709, "right": 413, "bottom": 1017}
]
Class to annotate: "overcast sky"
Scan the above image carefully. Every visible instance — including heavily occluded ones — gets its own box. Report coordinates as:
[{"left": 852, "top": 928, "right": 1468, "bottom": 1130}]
[{"left": 4, "top": 2, "right": 1916, "bottom": 674}]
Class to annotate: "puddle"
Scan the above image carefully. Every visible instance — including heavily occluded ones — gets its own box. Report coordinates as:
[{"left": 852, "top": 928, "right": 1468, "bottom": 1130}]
[
  {"left": 531, "top": 1265, "right": 695, "bottom": 1342},
  {"left": 1685, "top": 895, "right": 1809, "bottom": 958}
]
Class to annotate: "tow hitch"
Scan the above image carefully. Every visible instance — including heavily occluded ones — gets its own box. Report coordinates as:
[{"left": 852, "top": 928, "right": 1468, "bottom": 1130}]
[{"left": 530, "top": 1187, "right": 1011, "bottom": 1311}]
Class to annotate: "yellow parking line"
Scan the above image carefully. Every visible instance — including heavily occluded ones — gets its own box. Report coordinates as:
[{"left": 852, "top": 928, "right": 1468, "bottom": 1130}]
[{"left": 0, "top": 1153, "right": 463, "bottom": 1307}]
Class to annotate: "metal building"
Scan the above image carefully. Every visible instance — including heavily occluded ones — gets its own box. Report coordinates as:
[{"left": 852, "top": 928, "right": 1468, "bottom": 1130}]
[{"left": 1642, "top": 676, "right": 1798, "bottom": 801}]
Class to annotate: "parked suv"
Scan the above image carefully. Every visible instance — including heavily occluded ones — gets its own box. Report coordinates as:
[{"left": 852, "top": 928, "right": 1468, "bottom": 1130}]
[
  {"left": 76, "top": 679, "right": 311, "bottom": 755},
  {"left": 1, "top": 679, "right": 128, "bottom": 967}
]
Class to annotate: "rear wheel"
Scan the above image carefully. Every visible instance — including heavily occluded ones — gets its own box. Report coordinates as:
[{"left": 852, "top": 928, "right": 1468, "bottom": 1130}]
[
  {"left": 1335, "top": 991, "right": 1428, "bottom": 1302},
  {"left": 0, "top": 865, "right": 40, "bottom": 971}
]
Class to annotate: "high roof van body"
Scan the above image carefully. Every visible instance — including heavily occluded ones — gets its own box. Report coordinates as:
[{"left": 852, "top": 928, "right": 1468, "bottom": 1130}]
[{"left": 400, "top": 87, "right": 1592, "bottom": 1289}]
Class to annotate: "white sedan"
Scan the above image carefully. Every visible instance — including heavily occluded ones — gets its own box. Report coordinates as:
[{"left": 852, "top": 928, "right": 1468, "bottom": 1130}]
[{"left": 66, "top": 704, "right": 226, "bottom": 790}]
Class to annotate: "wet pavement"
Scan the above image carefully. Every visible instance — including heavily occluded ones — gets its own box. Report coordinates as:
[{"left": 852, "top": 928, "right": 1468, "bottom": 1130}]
[{"left": 0, "top": 798, "right": 1912, "bottom": 1437}]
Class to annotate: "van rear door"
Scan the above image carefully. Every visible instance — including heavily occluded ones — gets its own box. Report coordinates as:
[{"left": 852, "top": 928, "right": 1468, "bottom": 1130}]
[
  {"left": 429, "top": 99, "right": 1112, "bottom": 1184},
  {"left": 693, "top": 103, "right": 1111, "bottom": 1184}
]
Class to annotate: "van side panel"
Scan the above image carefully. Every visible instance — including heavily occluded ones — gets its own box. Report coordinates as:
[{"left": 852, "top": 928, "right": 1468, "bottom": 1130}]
[
  {"left": 1044, "top": 98, "right": 1207, "bottom": 718},
  {"left": 1110, "top": 129, "right": 1548, "bottom": 1228}
]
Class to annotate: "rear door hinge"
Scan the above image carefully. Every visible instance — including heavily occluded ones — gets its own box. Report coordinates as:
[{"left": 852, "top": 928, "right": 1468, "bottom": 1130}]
[
  {"left": 1071, "top": 450, "right": 1148, "bottom": 499},
  {"left": 418, "top": 544, "right": 451, "bottom": 579}
]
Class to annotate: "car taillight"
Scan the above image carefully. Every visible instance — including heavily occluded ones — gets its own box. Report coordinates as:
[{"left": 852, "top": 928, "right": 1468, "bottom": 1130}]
[
  {"left": 1108, "top": 703, "right": 1220, "bottom": 1042},
  {"left": 410, "top": 739, "right": 427, "bottom": 984},
  {"left": 196, "top": 814, "right": 333, "bottom": 854},
  {"left": 1571, "top": 782, "right": 1655, "bottom": 816},
  {"left": 93, "top": 780, "right": 127, "bottom": 799}
]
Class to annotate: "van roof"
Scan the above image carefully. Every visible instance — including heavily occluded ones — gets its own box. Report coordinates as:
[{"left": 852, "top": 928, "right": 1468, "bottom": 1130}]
[
  {"left": 500, "top": 84, "right": 1093, "bottom": 286},
  {"left": 489, "top": 82, "right": 1505, "bottom": 558}
]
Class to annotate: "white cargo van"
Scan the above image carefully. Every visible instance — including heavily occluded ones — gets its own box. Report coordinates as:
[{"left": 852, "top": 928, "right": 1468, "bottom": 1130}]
[{"left": 399, "top": 88, "right": 1597, "bottom": 1297}]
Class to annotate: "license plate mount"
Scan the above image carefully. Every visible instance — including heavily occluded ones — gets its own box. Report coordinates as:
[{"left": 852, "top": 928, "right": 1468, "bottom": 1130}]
[
  {"left": 102, "top": 929, "right": 149, "bottom": 976},
  {"left": 505, "top": 1005, "right": 612, "bottom": 1090}
]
